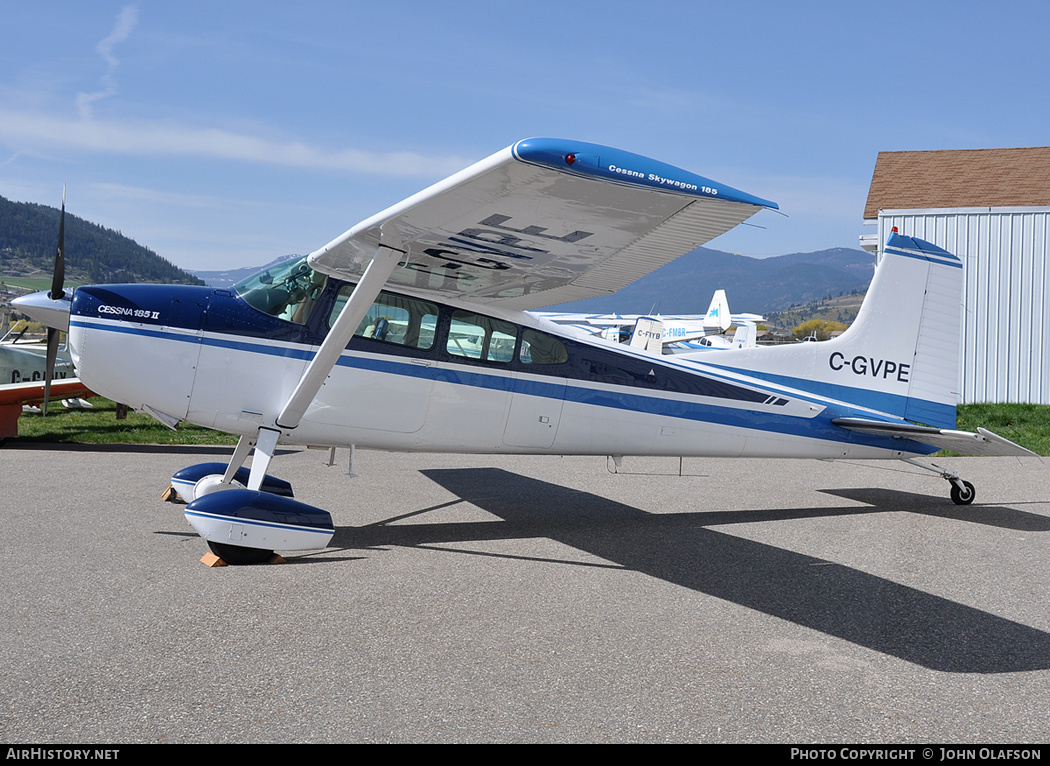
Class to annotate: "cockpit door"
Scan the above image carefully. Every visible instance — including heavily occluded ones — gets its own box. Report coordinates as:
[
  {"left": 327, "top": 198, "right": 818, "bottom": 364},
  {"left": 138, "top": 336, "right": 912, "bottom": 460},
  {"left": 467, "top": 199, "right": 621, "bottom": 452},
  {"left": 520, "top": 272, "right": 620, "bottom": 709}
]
[{"left": 503, "top": 374, "right": 566, "bottom": 448}]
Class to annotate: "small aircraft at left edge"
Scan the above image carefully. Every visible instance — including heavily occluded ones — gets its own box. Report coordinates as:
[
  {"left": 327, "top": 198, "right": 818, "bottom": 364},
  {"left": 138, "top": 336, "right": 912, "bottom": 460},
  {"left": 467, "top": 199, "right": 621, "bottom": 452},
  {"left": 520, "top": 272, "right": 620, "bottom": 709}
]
[
  {"left": 1, "top": 321, "right": 75, "bottom": 385},
  {"left": 14, "top": 138, "right": 1035, "bottom": 565}
]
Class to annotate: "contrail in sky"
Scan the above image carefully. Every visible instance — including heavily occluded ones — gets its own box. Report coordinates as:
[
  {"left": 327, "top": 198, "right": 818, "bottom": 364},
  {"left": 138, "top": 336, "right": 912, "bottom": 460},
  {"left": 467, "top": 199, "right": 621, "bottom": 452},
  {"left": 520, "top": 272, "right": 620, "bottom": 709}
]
[{"left": 76, "top": 5, "right": 139, "bottom": 119}]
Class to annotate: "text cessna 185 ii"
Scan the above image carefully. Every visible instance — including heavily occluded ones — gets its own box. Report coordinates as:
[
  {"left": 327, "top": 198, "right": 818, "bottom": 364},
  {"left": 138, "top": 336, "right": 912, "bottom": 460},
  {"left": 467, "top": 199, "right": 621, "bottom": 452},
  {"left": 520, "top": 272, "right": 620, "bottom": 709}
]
[{"left": 14, "top": 138, "right": 1035, "bottom": 565}]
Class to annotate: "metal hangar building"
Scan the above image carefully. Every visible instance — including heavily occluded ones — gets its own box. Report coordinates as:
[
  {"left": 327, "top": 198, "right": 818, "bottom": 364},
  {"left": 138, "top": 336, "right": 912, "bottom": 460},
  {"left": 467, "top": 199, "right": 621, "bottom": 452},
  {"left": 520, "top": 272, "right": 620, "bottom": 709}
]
[{"left": 861, "top": 147, "right": 1050, "bottom": 405}]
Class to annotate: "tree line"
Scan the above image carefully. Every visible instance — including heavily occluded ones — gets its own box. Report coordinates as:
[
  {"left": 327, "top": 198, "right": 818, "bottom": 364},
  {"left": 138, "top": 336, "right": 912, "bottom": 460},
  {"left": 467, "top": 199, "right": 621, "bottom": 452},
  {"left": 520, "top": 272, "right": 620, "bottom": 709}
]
[{"left": 0, "top": 195, "right": 203, "bottom": 285}]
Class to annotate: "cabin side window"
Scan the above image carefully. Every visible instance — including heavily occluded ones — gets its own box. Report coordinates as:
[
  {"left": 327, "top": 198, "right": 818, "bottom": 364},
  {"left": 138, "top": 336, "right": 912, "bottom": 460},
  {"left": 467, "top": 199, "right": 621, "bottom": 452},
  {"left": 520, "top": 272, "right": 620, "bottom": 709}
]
[
  {"left": 447, "top": 310, "right": 517, "bottom": 363},
  {"left": 330, "top": 287, "right": 438, "bottom": 350},
  {"left": 520, "top": 329, "right": 568, "bottom": 365}
]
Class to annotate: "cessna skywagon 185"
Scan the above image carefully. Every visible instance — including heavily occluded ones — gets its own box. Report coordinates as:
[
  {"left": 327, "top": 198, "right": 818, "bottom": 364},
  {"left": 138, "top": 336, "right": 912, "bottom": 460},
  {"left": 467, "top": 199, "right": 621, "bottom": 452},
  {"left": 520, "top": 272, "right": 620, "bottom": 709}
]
[{"left": 14, "top": 138, "right": 1035, "bottom": 565}]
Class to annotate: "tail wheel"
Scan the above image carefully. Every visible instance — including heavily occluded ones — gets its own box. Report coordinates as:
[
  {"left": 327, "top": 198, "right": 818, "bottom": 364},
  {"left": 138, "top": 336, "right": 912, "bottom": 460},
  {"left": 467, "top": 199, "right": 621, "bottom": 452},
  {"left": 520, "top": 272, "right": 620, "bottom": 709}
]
[
  {"left": 207, "top": 541, "right": 274, "bottom": 565},
  {"left": 950, "top": 480, "right": 976, "bottom": 506}
]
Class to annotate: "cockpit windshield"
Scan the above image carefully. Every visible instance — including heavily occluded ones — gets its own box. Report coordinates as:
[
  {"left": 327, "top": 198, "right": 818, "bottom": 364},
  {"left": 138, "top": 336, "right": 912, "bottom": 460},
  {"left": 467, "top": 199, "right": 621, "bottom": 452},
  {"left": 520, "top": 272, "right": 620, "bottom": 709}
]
[{"left": 233, "top": 256, "right": 327, "bottom": 324}]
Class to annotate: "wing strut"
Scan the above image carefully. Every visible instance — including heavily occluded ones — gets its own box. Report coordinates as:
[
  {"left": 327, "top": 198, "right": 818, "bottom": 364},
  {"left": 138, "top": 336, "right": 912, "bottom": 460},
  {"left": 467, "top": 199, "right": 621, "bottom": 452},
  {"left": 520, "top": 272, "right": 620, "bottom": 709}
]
[{"left": 244, "top": 245, "right": 402, "bottom": 491}]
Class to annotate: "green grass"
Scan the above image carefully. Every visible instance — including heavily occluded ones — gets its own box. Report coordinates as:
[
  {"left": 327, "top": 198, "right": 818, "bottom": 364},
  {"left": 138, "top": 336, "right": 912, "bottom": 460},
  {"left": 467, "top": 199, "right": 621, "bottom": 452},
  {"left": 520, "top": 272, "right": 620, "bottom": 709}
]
[
  {"left": 1, "top": 276, "right": 60, "bottom": 291},
  {"left": 952, "top": 403, "right": 1050, "bottom": 455},
  {"left": 7, "top": 396, "right": 1050, "bottom": 455},
  {"left": 10, "top": 397, "right": 238, "bottom": 445}
]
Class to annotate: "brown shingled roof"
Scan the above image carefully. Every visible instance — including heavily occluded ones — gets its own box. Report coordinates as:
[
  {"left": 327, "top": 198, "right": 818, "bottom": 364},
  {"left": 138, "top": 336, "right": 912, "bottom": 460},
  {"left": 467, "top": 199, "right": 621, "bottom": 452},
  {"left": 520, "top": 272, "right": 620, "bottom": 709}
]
[{"left": 863, "top": 147, "right": 1050, "bottom": 220}]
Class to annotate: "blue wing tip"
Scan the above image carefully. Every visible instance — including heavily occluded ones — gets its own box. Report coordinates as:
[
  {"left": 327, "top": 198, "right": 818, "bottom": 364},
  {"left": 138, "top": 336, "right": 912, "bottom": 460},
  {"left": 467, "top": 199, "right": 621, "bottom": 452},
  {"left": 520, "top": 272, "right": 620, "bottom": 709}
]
[{"left": 511, "top": 138, "right": 778, "bottom": 210}]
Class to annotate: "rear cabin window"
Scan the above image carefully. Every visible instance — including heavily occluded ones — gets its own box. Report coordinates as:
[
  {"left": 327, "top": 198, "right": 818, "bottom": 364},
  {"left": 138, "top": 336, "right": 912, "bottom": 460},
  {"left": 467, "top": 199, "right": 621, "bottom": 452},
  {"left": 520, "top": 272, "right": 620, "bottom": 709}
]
[
  {"left": 330, "top": 287, "right": 438, "bottom": 350},
  {"left": 447, "top": 311, "right": 517, "bottom": 363},
  {"left": 520, "top": 329, "right": 568, "bottom": 365}
]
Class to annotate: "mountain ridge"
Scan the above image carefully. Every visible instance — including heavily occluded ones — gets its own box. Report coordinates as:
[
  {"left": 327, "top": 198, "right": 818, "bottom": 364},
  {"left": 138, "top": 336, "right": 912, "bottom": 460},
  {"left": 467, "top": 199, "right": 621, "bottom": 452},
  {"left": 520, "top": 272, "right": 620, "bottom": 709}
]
[
  {"left": 0, "top": 195, "right": 203, "bottom": 285},
  {"left": 550, "top": 246, "right": 874, "bottom": 315}
]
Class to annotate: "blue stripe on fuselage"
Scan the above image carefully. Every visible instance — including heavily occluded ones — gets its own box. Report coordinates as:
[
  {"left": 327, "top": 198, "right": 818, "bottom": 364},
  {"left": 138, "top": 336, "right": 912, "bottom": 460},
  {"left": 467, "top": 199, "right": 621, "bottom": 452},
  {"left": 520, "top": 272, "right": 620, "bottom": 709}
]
[
  {"left": 69, "top": 317, "right": 315, "bottom": 360},
  {"left": 71, "top": 315, "right": 936, "bottom": 454},
  {"left": 697, "top": 361, "right": 956, "bottom": 429}
]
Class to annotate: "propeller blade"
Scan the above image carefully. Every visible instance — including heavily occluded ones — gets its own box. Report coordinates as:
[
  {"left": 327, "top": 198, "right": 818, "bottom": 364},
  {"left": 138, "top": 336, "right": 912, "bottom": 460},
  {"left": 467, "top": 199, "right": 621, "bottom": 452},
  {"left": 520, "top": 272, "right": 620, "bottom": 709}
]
[
  {"left": 42, "top": 187, "right": 67, "bottom": 416},
  {"left": 50, "top": 187, "right": 66, "bottom": 301},
  {"left": 42, "top": 328, "right": 60, "bottom": 417}
]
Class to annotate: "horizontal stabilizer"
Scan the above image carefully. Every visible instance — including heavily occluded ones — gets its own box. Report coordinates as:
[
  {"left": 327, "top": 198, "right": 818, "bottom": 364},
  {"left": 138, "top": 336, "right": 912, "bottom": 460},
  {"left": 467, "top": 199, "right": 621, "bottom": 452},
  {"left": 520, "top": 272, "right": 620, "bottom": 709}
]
[{"left": 832, "top": 418, "right": 1037, "bottom": 457}]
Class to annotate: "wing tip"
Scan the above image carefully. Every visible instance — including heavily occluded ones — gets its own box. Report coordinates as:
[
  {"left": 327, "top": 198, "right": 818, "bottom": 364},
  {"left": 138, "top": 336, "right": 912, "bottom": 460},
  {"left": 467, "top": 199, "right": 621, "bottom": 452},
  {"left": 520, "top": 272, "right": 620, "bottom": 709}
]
[{"left": 511, "top": 137, "right": 778, "bottom": 210}]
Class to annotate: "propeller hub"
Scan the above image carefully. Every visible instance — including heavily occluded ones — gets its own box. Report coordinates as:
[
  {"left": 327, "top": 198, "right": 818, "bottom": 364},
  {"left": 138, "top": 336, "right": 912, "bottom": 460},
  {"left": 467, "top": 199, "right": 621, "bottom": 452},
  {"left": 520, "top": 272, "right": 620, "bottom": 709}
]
[{"left": 10, "top": 291, "right": 72, "bottom": 332}]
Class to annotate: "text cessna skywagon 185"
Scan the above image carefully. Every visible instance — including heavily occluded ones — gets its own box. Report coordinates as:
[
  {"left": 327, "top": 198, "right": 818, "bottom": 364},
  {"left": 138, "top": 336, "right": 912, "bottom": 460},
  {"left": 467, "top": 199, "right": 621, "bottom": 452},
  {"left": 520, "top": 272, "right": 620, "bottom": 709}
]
[{"left": 14, "top": 138, "right": 1034, "bottom": 564}]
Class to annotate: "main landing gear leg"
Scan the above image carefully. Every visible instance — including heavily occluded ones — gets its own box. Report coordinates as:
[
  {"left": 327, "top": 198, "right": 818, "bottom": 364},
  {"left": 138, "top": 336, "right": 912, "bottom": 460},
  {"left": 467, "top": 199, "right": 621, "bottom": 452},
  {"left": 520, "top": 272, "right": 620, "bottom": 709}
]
[
  {"left": 167, "top": 434, "right": 295, "bottom": 504},
  {"left": 164, "top": 435, "right": 253, "bottom": 502},
  {"left": 202, "top": 428, "right": 285, "bottom": 564},
  {"left": 221, "top": 434, "right": 256, "bottom": 484},
  {"left": 246, "top": 427, "right": 280, "bottom": 491},
  {"left": 903, "top": 458, "right": 976, "bottom": 505}
]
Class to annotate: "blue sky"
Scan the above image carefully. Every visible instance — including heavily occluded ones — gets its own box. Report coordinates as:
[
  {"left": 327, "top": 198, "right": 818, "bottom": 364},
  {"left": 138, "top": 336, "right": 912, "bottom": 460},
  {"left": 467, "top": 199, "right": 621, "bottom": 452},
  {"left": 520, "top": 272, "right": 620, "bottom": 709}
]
[{"left": 2, "top": 1, "right": 1048, "bottom": 271}]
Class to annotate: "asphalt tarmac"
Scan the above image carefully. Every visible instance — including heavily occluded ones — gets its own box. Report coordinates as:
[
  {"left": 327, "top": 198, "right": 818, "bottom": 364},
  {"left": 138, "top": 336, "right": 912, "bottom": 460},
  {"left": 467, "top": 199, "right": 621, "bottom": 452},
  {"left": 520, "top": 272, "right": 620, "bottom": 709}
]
[{"left": 1, "top": 445, "right": 1048, "bottom": 743}]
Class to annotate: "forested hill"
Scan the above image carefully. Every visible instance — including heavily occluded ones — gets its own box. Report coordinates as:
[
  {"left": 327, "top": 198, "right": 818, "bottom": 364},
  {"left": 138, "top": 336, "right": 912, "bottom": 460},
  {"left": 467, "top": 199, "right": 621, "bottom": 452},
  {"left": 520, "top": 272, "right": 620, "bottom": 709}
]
[
  {"left": 552, "top": 246, "right": 874, "bottom": 315},
  {"left": 0, "top": 195, "right": 203, "bottom": 285}
]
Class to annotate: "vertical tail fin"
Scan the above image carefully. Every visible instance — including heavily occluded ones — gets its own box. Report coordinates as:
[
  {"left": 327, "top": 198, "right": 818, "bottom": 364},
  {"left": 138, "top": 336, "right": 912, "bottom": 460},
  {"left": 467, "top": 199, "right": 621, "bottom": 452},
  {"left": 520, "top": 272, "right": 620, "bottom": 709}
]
[
  {"left": 880, "top": 234, "right": 963, "bottom": 426},
  {"left": 731, "top": 322, "right": 756, "bottom": 349},
  {"left": 711, "top": 232, "right": 962, "bottom": 427},
  {"left": 703, "top": 289, "right": 732, "bottom": 332}
]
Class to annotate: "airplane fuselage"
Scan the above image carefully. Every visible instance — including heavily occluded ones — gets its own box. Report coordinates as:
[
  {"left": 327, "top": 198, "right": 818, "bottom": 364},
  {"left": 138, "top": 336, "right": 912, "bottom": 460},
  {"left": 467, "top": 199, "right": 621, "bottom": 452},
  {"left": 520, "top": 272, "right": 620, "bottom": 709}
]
[{"left": 65, "top": 269, "right": 929, "bottom": 461}]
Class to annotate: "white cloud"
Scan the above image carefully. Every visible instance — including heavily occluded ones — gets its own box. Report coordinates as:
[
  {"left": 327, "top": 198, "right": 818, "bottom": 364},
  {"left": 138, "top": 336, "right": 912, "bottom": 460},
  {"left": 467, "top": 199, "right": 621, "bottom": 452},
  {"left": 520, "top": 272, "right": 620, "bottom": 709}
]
[
  {"left": 0, "top": 109, "right": 468, "bottom": 177},
  {"left": 0, "top": 3, "right": 466, "bottom": 181},
  {"left": 88, "top": 182, "right": 243, "bottom": 210},
  {"left": 76, "top": 5, "right": 139, "bottom": 119}
]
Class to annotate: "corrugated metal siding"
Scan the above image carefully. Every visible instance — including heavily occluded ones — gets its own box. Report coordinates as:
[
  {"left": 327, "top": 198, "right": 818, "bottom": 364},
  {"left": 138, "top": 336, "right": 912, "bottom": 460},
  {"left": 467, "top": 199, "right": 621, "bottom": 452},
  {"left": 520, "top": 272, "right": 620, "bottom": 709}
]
[{"left": 877, "top": 208, "right": 1050, "bottom": 405}]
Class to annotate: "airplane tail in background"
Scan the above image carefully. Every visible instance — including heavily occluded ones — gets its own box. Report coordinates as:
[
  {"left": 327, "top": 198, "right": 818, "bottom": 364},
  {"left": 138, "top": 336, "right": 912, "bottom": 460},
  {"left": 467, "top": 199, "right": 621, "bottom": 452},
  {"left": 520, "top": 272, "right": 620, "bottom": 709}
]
[
  {"left": 710, "top": 232, "right": 963, "bottom": 428},
  {"left": 703, "top": 289, "right": 732, "bottom": 332},
  {"left": 629, "top": 316, "right": 664, "bottom": 353},
  {"left": 730, "top": 322, "right": 756, "bottom": 349}
]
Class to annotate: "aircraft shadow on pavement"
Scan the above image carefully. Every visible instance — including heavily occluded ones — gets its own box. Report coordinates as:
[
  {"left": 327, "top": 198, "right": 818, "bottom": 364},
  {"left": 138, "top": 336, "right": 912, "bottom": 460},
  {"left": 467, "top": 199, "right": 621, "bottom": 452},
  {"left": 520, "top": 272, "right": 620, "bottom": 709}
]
[
  {"left": 330, "top": 467, "right": 1050, "bottom": 675},
  {"left": 822, "top": 487, "right": 1050, "bottom": 532}
]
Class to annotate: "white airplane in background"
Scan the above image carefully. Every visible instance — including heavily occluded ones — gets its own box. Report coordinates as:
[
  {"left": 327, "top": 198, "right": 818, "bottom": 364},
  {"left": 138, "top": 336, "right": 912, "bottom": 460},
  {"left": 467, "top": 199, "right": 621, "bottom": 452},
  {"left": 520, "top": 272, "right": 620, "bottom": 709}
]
[
  {"left": 537, "top": 288, "right": 763, "bottom": 351},
  {"left": 0, "top": 322, "right": 89, "bottom": 439},
  {"left": 15, "top": 137, "right": 1034, "bottom": 565},
  {"left": 674, "top": 319, "right": 759, "bottom": 352},
  {"left": 1, "top": 321, "right": 76, "bottom": 385}
]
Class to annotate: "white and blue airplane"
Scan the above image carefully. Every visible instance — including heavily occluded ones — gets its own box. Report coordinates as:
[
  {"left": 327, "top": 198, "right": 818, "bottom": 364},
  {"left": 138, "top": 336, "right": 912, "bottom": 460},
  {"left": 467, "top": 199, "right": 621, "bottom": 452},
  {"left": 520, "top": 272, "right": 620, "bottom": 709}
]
[
  {"left": 536, "top": 289, "right": 763, "bottom": 350},
  {"left": 675, "top": 319, "right": 759, "bottom": 352},
  {"left": 14, "top": 138, "right": 1034, "bottom": 565}
]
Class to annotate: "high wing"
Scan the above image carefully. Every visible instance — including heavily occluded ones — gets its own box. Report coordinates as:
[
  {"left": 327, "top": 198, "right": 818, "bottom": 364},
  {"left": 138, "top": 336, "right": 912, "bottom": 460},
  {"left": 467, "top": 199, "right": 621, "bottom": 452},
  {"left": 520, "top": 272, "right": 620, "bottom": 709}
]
[
  {"left": 307, "top": 138, "right": 777, "bottom": 310},
  {"left": 832, "top": 417, "right": 1036, "bottom": 457}
]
